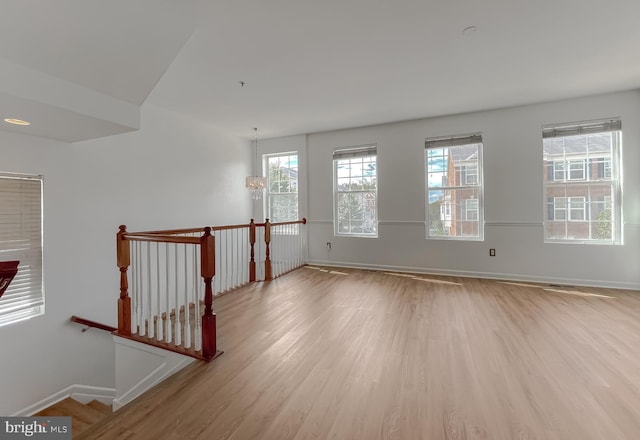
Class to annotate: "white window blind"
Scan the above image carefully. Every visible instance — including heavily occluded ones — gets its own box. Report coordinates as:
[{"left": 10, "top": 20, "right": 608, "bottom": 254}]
[
  {"left": 542, "top": 120, "right": 621, "bottom": 138},
  {"left": 0, "top": 173, "right": 44, "bottom": 326}
]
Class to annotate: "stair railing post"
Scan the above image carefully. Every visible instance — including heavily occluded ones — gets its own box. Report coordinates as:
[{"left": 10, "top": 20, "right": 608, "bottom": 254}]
[
  {"left": 249, "top": 219, "right": 256, "bottom": 282},
  {"left": 116, "top": 225, "right": 131, "bottom": 336},
  {"left": 200, "top": 227, "right": 217, "bottom": 359},
  {"left": 264, "top": 218, "right": 272, "bottom": 281}
]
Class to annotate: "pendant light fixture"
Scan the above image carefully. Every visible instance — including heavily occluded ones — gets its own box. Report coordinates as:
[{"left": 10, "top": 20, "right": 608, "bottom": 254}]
[{"left": 245, "top": 127, "right": 267, "bottom": 200}]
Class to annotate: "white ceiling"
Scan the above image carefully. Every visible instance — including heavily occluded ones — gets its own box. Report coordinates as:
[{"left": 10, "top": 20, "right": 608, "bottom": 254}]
[{"left": 2, "top": 0, "right": 640, "bottom": 141}]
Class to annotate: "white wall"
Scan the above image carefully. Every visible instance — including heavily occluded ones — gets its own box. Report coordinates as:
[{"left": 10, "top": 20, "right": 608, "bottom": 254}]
[
  {"left": 0, "top": 104, "right": 251, "bottom": 415},
  {"left": 300, "top": 91, "right": 640, "bottom": 289}
]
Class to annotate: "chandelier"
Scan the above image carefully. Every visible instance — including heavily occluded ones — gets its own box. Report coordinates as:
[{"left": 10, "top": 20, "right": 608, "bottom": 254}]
[{"left": 245, "top": 127, "right": 266, "bottom": 200}]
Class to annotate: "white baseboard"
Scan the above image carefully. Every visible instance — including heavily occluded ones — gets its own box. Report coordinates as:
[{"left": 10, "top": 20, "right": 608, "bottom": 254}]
[
  {"left": 112, "top": 336, "right": 195, "bottom": 411},
  {"left": 305, "top": 259, "right": 640, "bottom": 290},
  {"left": 13, "top": 384, "right": 116, "bottom": 417}
]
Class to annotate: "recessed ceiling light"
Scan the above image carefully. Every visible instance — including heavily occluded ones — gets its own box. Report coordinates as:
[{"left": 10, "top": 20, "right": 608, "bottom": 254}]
[
  {"left": 4, "top": 118, "right": 31, "bottom": 126},
  {"left": 462, "top": 26, "right": 478, "bottom": 36}
]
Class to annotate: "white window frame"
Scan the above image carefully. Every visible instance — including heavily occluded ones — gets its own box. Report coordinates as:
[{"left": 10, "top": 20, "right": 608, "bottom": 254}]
[
  {"left": 568, "top": 159, "right": 586, "bottom": 180},
  {"left": 543, "top": 119, "right": 622, "bottom": 244},
  {"left": 441, "top": 200, "right": 451, "bottom": 219},
  {"left": 464, "top": 165, "right": 478, "bottom": 185},
  {"left": 425, "top": 133, "right": 484, "bottom": 240},
  {"left": 465, "top": 198, "right": 479, "bottom": 221},
  {"left": 569, "top": 196, "right": 586, "bottom": 221},
  {"left": 263, "top": 152, "right": 299, "bottom": 225},
  {"left": 0, "top": 173, "right": 44, "bottom": 327},
  {"left": 553, "top": 161, "right": 566, "bottom": 181},
  {"left": 552, "top": 159, "right": 586, "bottom": 181},
  {"left": 554, "top": 196, "right": 586, "bottom": 221},
  {"left": 333, "top": 145, "right": 378, "bottom": 238},
  {"left": 553, "top": 197, "right": 567, "bottom": 221},
  {"left": 604, "top": 158, "right": 612, "bottom": 179}
]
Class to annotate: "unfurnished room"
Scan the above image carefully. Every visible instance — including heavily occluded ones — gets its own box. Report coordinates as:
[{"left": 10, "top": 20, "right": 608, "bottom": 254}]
[{"left": 1, "top": 1, "right": 640, "bottom": 439}]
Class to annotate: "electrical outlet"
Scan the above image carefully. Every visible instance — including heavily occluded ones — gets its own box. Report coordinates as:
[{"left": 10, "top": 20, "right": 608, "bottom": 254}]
[
  {"left": 489, "top": 248, "right": 496, "bottom": 257},
  {"left": 326, "top": 242, "right": 332, "bottom": 250}
]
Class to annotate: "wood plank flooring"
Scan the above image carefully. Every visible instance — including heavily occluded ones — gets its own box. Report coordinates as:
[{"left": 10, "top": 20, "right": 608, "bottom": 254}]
[
  {"left": 79, "top": 267, "right": 640, "bottom": 439},
  {"left": 34, "top": 398, "right": 111, "bottom": 437}
]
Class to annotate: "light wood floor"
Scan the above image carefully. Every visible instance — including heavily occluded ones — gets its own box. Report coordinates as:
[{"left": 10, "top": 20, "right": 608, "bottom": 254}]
[
  {"left": 80, "top": 267, "right": 640, "bottom": 439},
  {"left": 34, "top": 398, "right": 111, "bottom": 437}
]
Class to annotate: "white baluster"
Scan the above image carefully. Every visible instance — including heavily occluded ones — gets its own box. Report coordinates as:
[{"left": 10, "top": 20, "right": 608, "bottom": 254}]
[
  {"left": 290, "top": 223, "right": 295, "bottom": 271},
  {"left": 183, "top": 244, "right": 191, "bottom": 348},
  {"left": 137, "top": 241, "right": 145, "bottom": 336},
  {"left": 224, "top": 230, "right": 229, "bottom": 292},
  {"left": 165, "top": 243, "right": 171, "bottom": 343},
  {"left": 214, "top": 230, "right": 220, "bottom": 295},
  {"left": 297, "top": 223, "right": 302, "bottom": 268},
  {"left": 156, "top": 242, "right": 163, "bottom": 341},
  {"left": 130, "top": 241, "right": 138, "bottom": 333},
  {"left": 243, "top": 228, "right": 248, "bottom": 284},
  {"left": 174, "top": 243, "right": 181, "bottom": 346},
  {"left": 232, "top": 228, "right": 237, "bottom": 288},
  {"left": 145, "top": 243, "right": 153, "bottom": 339},
  {"left": 194, "top": 244, "right": 201, "bottom": 351}
]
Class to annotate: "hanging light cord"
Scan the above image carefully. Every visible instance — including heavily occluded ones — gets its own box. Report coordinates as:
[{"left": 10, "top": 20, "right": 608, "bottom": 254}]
[{"left": 254, "top": 127, "right": 259, "bottom": 175}]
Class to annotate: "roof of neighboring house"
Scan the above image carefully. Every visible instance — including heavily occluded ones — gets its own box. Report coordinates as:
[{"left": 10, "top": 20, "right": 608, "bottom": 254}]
[{"left": 449, "top": 144, "right": 479, "bottom": 163}]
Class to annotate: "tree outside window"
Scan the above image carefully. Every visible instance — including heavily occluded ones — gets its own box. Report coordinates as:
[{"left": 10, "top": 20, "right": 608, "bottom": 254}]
[
  {"left": 333, "top": 146, "right": 377, "bottom": 237},
  {"left": 265, "top": 153, "right": 298, "bottom": 223}
]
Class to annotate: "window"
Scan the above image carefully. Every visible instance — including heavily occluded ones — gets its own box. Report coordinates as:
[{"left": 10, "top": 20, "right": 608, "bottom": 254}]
[
  {"left": 569, "top": 197, "right": 586, "bottom": 221},
  {"left": 552, "top": 159, "right": 586, "bottom": 181},
  {"left": 464, "top": 165, "right": 478, "bottom": 185},
  {"left": 465, "top": 199, "right": 479, "bottom": 221},
  {"left": 588, "top": 157, "right": 612, "bottom": 180},
  {"left": 553, "top": 197, "right": 586, "bottom": 221},
  {"left": 264, "top": 152, "right": 298, "bottom": 223},
  {"left": 568, "top": 160, "right": 586, "bottom": 180},
  {"left": 543, "top": 119, "right": 621, "bottom": 243},
  {"left": 333, "top": 145, "right": 377, "bottom": 237},
  {"left": 553, "top": 197, "right": 567, "bottom": 220},
  {"left": 0, "top": 173, "right": 44, "bottom": 326},
  {"left": 441, "top": 200, "right": 451, "bottom": 219},
  {"left": 426, "top": 134, "right": 483, "bottom": 240}
]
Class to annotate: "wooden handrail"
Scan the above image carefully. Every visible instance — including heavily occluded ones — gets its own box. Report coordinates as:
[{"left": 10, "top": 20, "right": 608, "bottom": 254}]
[
  {"left": 122, "top": 234, "right": 201, "bottom": 244},
  {"left": 134, "top": 222, "right": 254, "bottom": 235},
  {"left": 70, "top": 315, "right": 117, "bottom": 333},
  {"left": 131, "top": 227, "right": 207, "bottom": 235},
  {"left": 211, "top": 223, "right": 252, "bottom": 231},
  {"left": 127, "top": 218, "right": 307, "bottom": 236},
  {"left": 263, "top": 218, "right": 307, "bottom": 227}
]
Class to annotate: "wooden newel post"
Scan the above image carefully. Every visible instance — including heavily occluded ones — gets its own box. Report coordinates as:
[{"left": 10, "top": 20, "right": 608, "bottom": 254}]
[
  {"left": 249, "top": 219, "right": 256, "bottom": 282},
  {"left": 116, "top": 225, "right": 131, "bottom": 336},
  {"left": 264, "top": 218, "right": 272, "bottom": 281},
  {"left": 200, "top": 227, "right": 217, "bottom": 359}
]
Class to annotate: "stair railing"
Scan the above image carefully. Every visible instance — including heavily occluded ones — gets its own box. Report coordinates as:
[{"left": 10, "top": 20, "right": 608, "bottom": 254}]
[
  {"left": 116, "top": 226, "right": 220, "bottom": 360},
  {"left": 115, "top": 218, "right": 306, "bottom": 361}
]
